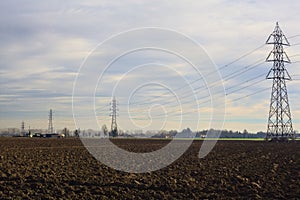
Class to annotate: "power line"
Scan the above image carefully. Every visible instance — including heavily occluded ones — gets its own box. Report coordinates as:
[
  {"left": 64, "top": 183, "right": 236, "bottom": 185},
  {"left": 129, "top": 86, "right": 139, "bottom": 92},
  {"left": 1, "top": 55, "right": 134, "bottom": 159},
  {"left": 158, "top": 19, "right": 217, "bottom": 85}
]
[
  {"left": 95, "top": 33, "right": 300, "bottom": 122},
  {"left": 227, "top": 87, "right": 270, "bottom": 104},
  {"left": 126, "top": 58, "right": 266, "bottom": 108},
  {"left": 129, "top": 79, "right": 269, "bottom": 120},
  {"left": 226, "top": 79, "right": 266, "bottom": 95},
  {"left": 94, "top": 34, "right": 299, "bottom": 112},
  {"left": 225, "top": 72, "right": 266, "bottom": 91},
  {"left": 95, "top": 71, "right": 266, "bottom": 117},
  {"left": 127, "top": 50, "right": 299, "bottom": 109},
  {"left": 124, "top": 44, "right": 267, "bottom": 106},
  {"left": 218, "top": 44, "right": 265, "bottom": 70},
  {"left": 120, "top": 71, "right": 269, "bottom": 118},
  {"left": 223, "top": 60, "right": 265, "bottom": 81},
  {"left": 287, "top": 34, "right": 300, "bottom": 39}
]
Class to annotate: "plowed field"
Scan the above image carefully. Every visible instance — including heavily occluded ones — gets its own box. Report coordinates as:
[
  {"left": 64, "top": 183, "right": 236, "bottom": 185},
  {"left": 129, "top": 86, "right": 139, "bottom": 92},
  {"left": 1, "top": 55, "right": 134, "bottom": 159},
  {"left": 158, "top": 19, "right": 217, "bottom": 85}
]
[{"left": 0, "top": 138, "right": 299, "bottom": 199}]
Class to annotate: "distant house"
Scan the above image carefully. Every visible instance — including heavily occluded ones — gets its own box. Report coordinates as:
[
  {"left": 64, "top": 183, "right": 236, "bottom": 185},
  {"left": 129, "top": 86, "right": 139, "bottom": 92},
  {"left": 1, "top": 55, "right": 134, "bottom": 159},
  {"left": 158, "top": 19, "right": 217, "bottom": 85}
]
[
  {"left": 44, "top": 133, "right": 65, "bottom": 138},
  {"left": 32, "top": 133, "right": 42, "bottom": 137},
  {"left": 31, "top": 133, "right": 65, "bottom": 138}
]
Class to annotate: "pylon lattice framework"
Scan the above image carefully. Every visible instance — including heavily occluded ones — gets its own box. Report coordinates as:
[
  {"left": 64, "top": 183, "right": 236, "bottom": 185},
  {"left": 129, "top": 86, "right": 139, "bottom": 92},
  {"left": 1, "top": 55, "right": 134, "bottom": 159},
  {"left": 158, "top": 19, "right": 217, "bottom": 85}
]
[
  {"left": 265, "top": 22, "right": 294, "bottom": 140},
  {"left": 21, "top": 121, "right": 25, "bottom": 136},
  {"left": 48, "top": 109, "right": 53, "bottom": 134},
  {"left": 110, "top": 97, "right": 118, "bottom": 137}
]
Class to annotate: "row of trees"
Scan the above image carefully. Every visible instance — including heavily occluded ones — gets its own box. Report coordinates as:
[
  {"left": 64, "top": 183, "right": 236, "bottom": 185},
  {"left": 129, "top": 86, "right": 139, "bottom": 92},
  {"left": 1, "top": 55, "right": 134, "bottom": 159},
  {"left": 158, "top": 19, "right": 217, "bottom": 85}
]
[
  {"left": 11, "top": 126, "right": 295, "bottom": 138},
  {"left": 72, "top": 125, "right": 118, "bottom": 138}
]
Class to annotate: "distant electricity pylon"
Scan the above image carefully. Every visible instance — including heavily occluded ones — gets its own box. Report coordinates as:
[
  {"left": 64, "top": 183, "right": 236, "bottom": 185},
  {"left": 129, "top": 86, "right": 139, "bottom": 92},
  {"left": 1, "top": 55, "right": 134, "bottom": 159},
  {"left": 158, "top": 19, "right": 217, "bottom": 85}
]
[
  {"left": 21, "top": 121, "right": 25, "bottom": 136},
  {"left": 110, "top": 97, "right": 118, "bottom": 137},
  {"left": 265, "top": 22, "right": 294, "bottom": 141},
  {"left": 48, "top": 109, "right": 54, "bottom": 134}
]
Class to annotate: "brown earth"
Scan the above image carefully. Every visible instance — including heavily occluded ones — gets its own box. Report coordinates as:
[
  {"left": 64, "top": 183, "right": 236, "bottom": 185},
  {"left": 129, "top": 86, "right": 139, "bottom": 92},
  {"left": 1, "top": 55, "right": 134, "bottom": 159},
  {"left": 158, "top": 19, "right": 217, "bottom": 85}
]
[{"left": 0, "top": 138, "right": 299, "bottom": 199}]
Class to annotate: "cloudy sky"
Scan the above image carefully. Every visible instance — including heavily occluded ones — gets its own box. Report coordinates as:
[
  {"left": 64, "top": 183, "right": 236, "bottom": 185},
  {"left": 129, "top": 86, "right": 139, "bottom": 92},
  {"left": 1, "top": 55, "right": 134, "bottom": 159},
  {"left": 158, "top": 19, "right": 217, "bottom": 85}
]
[{"left": 0, "top": 0, "right": 300, "bottom": 132}]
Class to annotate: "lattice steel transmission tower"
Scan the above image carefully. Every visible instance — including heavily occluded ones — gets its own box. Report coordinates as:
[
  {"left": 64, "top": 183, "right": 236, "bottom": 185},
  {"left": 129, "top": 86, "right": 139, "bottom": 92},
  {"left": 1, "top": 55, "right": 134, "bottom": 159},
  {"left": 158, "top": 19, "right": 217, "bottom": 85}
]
[
  {"left": 110, "top": 97, "right": 118, "bottom": 137},
  {"left": 265, "top": 22, "right": 294, "bottom": 141},
  {"left": 21, "top": 121, "right": 25, "bottom": 136},
  {"left": 48, "top": 109, "right": 54, "bottom": 134}
]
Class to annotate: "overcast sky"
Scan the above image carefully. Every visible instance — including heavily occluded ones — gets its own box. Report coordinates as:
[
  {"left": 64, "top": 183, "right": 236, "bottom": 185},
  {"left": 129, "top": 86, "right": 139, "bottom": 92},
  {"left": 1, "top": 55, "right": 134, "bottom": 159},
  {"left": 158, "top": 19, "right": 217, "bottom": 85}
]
[{"left": 0, "top": 0, "right": 300, "bottom": 132}]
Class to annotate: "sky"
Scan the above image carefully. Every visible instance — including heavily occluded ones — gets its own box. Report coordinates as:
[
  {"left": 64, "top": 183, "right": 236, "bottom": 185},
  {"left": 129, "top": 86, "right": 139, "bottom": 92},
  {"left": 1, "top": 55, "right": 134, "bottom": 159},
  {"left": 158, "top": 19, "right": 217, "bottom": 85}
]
[{"left": 0, "top": 0, "right": 300, "bottom": 133}]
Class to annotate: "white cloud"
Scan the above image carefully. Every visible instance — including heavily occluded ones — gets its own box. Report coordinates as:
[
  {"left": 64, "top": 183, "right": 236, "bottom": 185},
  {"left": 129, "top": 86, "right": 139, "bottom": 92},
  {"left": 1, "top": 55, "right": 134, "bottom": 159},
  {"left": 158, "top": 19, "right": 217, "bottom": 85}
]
[{"left": 0, "top": 0, "right": 299, "bottom": 131}]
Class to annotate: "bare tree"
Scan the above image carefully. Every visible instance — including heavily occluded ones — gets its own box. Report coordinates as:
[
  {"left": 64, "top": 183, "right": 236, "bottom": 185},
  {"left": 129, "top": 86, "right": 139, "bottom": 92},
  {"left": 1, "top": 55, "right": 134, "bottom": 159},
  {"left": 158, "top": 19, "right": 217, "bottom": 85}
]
[
  {"left": 102, "top": 125, "right": 108, "bottom": 137},
  {"left": 74, "top": 129, "right": 80, "bottom": 137}
]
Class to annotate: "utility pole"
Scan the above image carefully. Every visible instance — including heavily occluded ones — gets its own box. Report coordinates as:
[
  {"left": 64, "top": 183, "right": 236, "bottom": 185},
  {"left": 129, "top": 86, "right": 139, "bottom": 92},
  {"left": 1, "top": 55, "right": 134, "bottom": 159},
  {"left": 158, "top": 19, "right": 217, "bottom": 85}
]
[
  {"left": 265, "top": 22, "right": 294, "bottom": 141},
  {"left": 110, "top": 97, "right": 118, "bottom": 137},
  {"left": 48, "top": 109, "right": 54, "bottom": 134}
]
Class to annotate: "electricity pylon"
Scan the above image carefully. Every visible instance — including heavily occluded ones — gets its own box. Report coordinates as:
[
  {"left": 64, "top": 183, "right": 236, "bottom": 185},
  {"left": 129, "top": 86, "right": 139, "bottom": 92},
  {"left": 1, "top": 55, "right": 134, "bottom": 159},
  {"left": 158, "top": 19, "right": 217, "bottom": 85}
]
[
  {"left": 21, "top": 121, "right": 25, "bottom": 136},
  {"left": 110, "top": 97, "right": 118, "bottom": 137},
  {"left": 265, "top": 22, "right": 294, "bottom": 141},
  {"left": 48, "top": 109, "right": 54, "bottom": 134}
]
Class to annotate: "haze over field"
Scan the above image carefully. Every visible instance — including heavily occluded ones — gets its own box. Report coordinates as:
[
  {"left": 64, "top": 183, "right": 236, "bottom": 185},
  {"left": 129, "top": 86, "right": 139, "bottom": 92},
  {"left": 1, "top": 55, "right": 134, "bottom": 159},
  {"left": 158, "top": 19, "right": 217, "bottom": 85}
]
[{"left": 0, "top": 1, "right": 300, "bottom": 132}]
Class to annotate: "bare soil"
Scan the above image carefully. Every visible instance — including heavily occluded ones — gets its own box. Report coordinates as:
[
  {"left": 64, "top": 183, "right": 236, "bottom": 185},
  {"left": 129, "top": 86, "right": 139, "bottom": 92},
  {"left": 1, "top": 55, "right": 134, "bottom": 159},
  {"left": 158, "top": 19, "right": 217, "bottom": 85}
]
[{"left": 0, "top": 138, "right": 299, "bottom": 199}]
